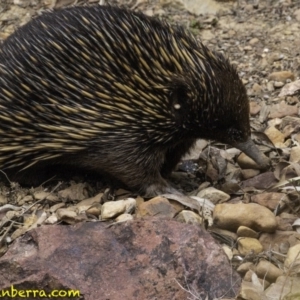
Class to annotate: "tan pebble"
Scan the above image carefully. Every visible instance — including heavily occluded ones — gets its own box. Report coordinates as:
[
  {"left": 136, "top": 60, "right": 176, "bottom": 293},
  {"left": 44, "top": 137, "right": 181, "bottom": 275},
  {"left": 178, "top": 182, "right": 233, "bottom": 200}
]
[
  {"left": 256, "top": 260, "right": 283, "bottom": 283},
  {"left": 274, "top": 81, "right": 284, "bottom": 88},
  {"left": 238, "top": 237, "right": 263, "bottom": 255},
  {"left": 45, "top": 214, "right": 58, "bottom": 224},
  {"left": 249, "top": 37, "right": 259, "bottom": 45},
  {"left": 238, "top": 280, "right": 264, "bottom": 299},
  {"left": 58, "top": 183, "right": 89, "bottom": 201},
  {"left": 34, "top": 191, "right": 58, "bottom": 202},
  {"left": 251, "top": 83, "right": 262, "bottom": 95},
  {"left": 284, "top": 243, "right": 300, "bottom": 269},
  {"left": 249, "top": 101, "right": 261, "bottom": 115},
  {"left": 237, "top": 226, "right": 259, "bottom": 238},
  {"left": 23, "top": 215, "right": 38, "bottom": 227},
  {"left": 213, "top": 203, "right": 277, "bottom": 233},
  {"left": 237, "top": 262, "right": 255, "bottom": 275},
  {"left": 264, "top": 276, "right": 300, "bottom": 298},
  {"left": 243, "top": 269, "right": 255, "bottom": 281},
  {"left": 289, "top": 146, "right": 300, "bottom": 163},
  {"left": 176, "top": 210, "right": 203, "bottom": 225},
  {"left": 124, "top": 198, "right": 136, "bottom": 213},
  {"left": 168, "top": 199, "right": 185, "bottom": 213},
  {"left": 222, "top": 245, "right": 233, "bottom": 260},
  {"left": 18, "top": 195, "right": 34, "bottom": 205},
  {"left": 0, "top": 195, "right": 7, "bottom": 205},
  {"left": 56, "top": 208, "right": 77, "bottom": 219},
  {"left": 260, "top": 57, "right": 268, "bottom": 69},
  {"left": 76, "top": 193, "right": 102, "bottom": 207},
  {"left": 279, "top": 79, "right": 300, "bottom": 97},
  {"left": 244, "top": 45, "right": 252, "bottom": 51},
  {"left": 101, "top": 200, "right": 126, "bottom": 219},
  {"left": 49, "top": 203, "right": 65, "bottom": 213},
  {"left": 56, "top": 208, "right": 82, "bottom": 225},
  {"left": 135, "top": 196, "right": 144, "bottom": 206},
  {"left": 197, "top": 187, "right": 230, "bottom": 204},
  {"left": 6, "top": 210, "right": 19, "bottom": 220},
  {"left": 228, "top": 29, "right": 236, "bottom": 36},
  {"left": 268, "top": 53, "right": 284, "bottom": 63},
  {"left": 294, "top": 9, "right": 300, "bottom": 21},
  {"left": 86, "top": 205, "right": 101, "bottom": 217},
  {"left": 232, "top": 248, "right": 240, "bottom": 256},
  {"left": 241, "top": 169, "right": 260, "bottom": 179},
  {"left": 115, "top": 213, "right": 133, "bottom": 222},
  {"left": 36, "top": 211, "right": 48, "bottom": 226},
  {"left": 267, "top": 81, "right": 274, "bottom": 92},
  {"left": 244, "top": 270, "right": 270, "bottom": 289},
  {"left": 237, "top": 153, "right": 261, "bottom": 170},
  {"left": 264, "top": 126, "right": 285, "bottom": 146},
  {"left": 268, "top": 71, "right": 295, "bottom": 82},
  {"left": 0, "top": 32, "right": 10, "bottom": 40},
  {"left": 294, "top": 132, "right": 300, "bottom": 144}
]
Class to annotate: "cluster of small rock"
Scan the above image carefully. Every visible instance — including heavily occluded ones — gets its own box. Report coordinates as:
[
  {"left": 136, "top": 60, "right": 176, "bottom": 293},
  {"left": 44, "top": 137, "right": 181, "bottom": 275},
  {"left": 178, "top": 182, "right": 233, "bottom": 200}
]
[{"left": 1, "top": 177, "right": 299, "bottom": 297}]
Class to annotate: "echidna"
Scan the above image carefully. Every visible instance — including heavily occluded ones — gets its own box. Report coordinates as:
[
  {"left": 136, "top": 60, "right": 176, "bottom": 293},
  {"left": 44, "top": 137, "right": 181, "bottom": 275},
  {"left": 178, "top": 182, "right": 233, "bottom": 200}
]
[{"left": 0, "top": 6, "right": 269, "bottom": 196}]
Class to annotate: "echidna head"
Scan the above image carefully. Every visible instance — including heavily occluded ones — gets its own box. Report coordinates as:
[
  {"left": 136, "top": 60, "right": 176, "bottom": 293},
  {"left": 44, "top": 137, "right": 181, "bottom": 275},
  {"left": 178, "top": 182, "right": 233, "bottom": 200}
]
[
  {"left": 216, "top": 79, "right": 251, "bottom": 145},
  {"left": 219, "top": 68, "right": 251, "bottom": 145},
  {"left": 186, "top": 61, "right": 251, "bottom": 146},
  {"left": 188, "top": 56, "right": 270, "bottom": 169}
]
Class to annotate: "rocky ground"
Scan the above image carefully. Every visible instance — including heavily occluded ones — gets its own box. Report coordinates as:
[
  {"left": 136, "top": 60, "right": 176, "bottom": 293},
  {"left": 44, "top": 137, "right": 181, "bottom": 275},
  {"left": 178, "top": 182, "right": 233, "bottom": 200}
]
[{"left": 0, "top": 0, "right": 300, "bottom": 299}]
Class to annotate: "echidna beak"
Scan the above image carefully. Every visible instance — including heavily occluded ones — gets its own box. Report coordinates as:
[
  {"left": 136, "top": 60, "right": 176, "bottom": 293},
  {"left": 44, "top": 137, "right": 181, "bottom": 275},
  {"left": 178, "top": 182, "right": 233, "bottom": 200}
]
[{"left": 234, "top": 137, "right": 271, "bottom": 170}]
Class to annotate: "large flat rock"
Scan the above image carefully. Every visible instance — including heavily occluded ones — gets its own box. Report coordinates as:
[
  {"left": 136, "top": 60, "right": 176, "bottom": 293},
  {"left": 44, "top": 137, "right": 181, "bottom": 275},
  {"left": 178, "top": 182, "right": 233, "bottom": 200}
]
[{"left": 0, "top": 218, "right": 240, "bottom": 299}]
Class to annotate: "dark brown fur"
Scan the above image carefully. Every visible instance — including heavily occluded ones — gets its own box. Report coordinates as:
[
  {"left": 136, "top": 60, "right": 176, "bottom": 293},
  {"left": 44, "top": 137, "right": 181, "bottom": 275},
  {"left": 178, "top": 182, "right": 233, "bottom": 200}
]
[{"left": 0, "top": 6, "right": 257, "bottom": 195}]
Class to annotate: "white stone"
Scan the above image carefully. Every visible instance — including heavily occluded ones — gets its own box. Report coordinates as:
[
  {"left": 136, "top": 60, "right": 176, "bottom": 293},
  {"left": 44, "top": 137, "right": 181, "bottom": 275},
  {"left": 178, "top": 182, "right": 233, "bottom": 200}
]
[{"left": 101, "top": 200, "right": 126, "bottom": 219}]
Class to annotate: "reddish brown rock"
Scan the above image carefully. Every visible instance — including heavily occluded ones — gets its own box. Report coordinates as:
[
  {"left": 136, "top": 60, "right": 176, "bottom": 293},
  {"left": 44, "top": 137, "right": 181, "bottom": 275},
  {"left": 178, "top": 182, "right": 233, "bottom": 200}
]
[
  {"left": 251, "top": 192, "right": 287, "bottom": 210},
  {"left": 269, "top": 101, "right": 298, "bottom": 119},
  {"left": 276, "top": 213, "right": 298, "bottom": 231},
  {"left": 136, "top": 196, "right": 177, "bottom": 218},
  {"left": 241, "top": 172, "right": 277, "bottom": 190},
  {"left": 259, "top": 231, "right": 300, "bottom": 251},
  {"left": 0, "top": 218, "right": 240, "bottom": 299}
]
